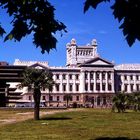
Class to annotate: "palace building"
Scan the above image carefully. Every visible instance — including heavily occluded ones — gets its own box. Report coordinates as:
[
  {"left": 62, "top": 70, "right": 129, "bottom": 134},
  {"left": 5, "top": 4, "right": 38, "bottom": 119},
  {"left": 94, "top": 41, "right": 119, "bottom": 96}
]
[{"left": 6, "top": 38, "right": 140, "bottom": 107}]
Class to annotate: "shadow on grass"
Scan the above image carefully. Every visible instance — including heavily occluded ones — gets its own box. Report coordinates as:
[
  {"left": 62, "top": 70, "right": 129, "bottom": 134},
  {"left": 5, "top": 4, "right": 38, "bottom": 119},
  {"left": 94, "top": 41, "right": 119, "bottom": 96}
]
[
  {"left": 42, "top": 117, "right": 72, "bottom": 121},
  {"left": 94, "top": 137, "right": 139, "bottom": 140}
]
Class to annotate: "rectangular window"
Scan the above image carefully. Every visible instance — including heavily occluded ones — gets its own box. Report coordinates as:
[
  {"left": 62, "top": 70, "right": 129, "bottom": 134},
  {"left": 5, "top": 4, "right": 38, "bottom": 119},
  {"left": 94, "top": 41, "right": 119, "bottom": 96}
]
[
  {"left": 49, "top": 96, "right": 53, "bottom": 101},
  {"left": 69, "top": 74, "right": 72, "bottom": 79},
  {"left": 90, "top": 73, "right": 94, "bottom": 79},
  {"left": 130, "top": 84, "right": 133, "bottom": 91},
  {"left": 70, "top": 84, "right": 73, "bottom": 91},
  {"left": 108, "top": 84, "right": 112, "bottom": 91},
  {"left": 136, "top": 75, "right": 139, "bottom": 80},
  {"left": 108, "top": 73, "right": 111, "bottom": 80},
  {"left": 102, "top": 84, "right": 105, "bottom": 91},
  {"left": 76, "top": 74, "right": 79, "bottom": 80},
  {"left": 96, "top": 72, "right": 100, "bottom": 80},
  {"left": 63, "top": 74, "right": 66, "bottom": 80},
  {"left": 56, "top": 84, "right": 59, "bottom": 91},
  {"left": 90, "top": 84, "right": 93, "bottom": 91},
  {"left": 85, "top": 73, "right": 88, "bottom": 79},
  {"left": 130, "top": 75, "right": 133, "bottom": 80},
  {"left": 29, "top": 96, "right": 31, "bottom": 100},
  {"left": 56, "top": 74, "right": 59, "bottom": 80},
  {"left": 85, "top": 83, "right": 88, "bottom": 91},
  {"left": 63, "top": 84, "right": 66, "bottom": 91},
  {"left": 42, "top": 96, "right": 46, "bottom": 100},
  {"left": 136, "top": 84, "right": 139, "bottom": 91},
  {"left": 76, "top": 96, "right": 79, "bottom": 101},
  {"left": 103, "top": 97, "right": 106, "bottom": 105},
  {"left": 124, "top": 84, "right": 127, "bottom": 92},
  {"left": 76, "top": 84, "right": 79, "bottom": 91},
  {"left": 124, "top": 75, "right": 127, "bottom": 80},
  {"left": 102, "top": 73, "right": 105, "bottom": 80},
  {"left": 57, "top": 96, "right": 59, "bottom": 101},
  {"left": 96, "top": 84, "right": 100, "bottom": 91}
]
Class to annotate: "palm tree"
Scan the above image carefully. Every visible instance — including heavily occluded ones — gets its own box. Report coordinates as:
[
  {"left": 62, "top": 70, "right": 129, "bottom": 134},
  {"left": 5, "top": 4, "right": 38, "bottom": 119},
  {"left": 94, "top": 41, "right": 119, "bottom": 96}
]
[
  {"left": 64, "top": 94, "right": 72, "bottom": 108},
  {"left": 112, "top": 92, "right": 128, "bottom": 113},
  {"left": 18, "top": 67, "right": 54, "bottom": 120}
]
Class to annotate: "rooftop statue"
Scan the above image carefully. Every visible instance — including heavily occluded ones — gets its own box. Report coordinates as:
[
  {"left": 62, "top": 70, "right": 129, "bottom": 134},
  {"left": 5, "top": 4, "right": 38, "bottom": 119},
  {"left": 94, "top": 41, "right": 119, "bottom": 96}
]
[{"left": 91, "top": 39, "right": 98, "bottom": 46}]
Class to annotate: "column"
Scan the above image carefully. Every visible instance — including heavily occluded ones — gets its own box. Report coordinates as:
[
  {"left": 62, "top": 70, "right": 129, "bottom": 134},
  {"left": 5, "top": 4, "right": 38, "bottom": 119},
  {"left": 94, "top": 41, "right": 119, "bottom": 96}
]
[
  {"left": 88, "top": 72, "right": 90, "bottom": 92},
  {"left": 127, "top": 75, "right": 131, "bottom": 93},
  {"left": 80, "top": 71, "right": 85, "bottom": 92},
  {"left": 105, "top": 72, "right": 108, "bottom": 92},
  {"left": 60, "top": 74, "right": 63, "bottom": 92},
  {"left": 94, "top": 72, "right": 96, "bottom": 92},
  {"left": 111, "top": 72, "right": 114, "bottom": 92},
  {"left": 100, "top": 72, "right": 102, "bottom": 92},
  {"left": 66, "top": 74, "right": 69, "bottom": 92},
  {"left": 121, "top": 75, "right": 125, "bottom": 92},
  {"left": 133, "top": 75, "right": 136, "bottom": 91},
  {"left": 73, "top": 74, "right": 76, "bottom": 92},
  {"left": 53, "top": 74, "right": 56, "bottom": 93}
]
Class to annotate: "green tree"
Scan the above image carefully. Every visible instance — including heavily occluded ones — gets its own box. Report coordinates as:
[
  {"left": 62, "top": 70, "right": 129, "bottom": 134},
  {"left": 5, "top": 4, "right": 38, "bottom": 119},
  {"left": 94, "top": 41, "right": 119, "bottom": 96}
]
[
  {"left": 64, "top": 94, "right": 72, "bottom": 108},
  {"left": 131, "top": 92, "right": 140, "bottom": 111},
  {"left": 18, "top": 67, "right": 54, "bottom": 120},
  {"left": 1, "top": 0, "right": 140, "bottom": 52},
  {"left": 112, "top": 92, "right": 128, "bottom": 113},
  {"left": 84, "top": 0, "right": 140, "bottom": 46},
  {"left": 0, "top": 0, "right": 66, "bottom": 53}
]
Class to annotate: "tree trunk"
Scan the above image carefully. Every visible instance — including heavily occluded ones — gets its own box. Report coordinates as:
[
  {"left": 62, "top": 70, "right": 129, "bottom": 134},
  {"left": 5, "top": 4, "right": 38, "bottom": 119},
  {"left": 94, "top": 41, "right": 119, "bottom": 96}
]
[{"left": 33, "top": 88, "right": 41, "bottom": 120}]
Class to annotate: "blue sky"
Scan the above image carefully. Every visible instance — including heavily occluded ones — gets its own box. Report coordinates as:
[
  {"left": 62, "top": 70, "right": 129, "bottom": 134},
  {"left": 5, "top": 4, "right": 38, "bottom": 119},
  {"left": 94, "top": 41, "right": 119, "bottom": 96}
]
[{"left": 0, "top": 0, "right": 140, "bottom": 66}]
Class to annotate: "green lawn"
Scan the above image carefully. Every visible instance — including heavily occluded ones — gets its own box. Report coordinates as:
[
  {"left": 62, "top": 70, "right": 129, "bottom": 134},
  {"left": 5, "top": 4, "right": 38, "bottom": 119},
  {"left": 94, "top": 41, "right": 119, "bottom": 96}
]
[{"left": 0, "top": 109, "right": 140, "bottom": 140}]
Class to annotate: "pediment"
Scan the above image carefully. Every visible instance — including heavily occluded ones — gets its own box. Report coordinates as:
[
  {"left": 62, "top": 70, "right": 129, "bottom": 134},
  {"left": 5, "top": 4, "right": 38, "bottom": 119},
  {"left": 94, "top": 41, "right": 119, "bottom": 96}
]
[
  {"left": 79, "top": 57, "right": 114, "bottom": 67},
  {"left": 29, "top": 63, "right": 48, "bottom": 69}
]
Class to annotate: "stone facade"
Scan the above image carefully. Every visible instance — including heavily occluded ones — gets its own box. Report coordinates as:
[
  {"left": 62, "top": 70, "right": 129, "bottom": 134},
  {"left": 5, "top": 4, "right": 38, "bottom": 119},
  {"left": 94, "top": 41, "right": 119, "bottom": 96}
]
[{"left": 8, "top": 39, "right": 140, "bottom": 108}]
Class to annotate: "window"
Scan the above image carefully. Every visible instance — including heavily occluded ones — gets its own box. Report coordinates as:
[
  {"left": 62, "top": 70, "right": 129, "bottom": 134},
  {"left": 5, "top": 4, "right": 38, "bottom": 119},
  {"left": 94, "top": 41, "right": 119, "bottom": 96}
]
[
  {"left": 136, "top": 84, "right": 139, "bottom": 91},
  {"left": 130, "top": 84, "right": 133, "bottom": 91},
  {"left": 96, "top": 84, "right": 100, "bottom": 91},
  {"left": 85, "top": 83, "right": 88, "bottom": 91},
  {"left": 57, "top": 96, "right": 59, "bottom": 101},
  {"left": 56, "top": 74, "right": 59, "bottom": 80},
  {"left": 42, "top": 96, "right": 46, "bottom": 100},
  {"left": 76, "top": 74, "right": 79, "bottom": 80},
  {"left": 85, "top": 73, "right": 88, "bottom": 79},
  {"left": 102, "top": 84, "right": 105, "bottom": 91},
  {"left": 69, "top": 74, "right": 72, "bottom": 79},
  {"left": 102, "top": 73, "right": 105, "bottom": 80},
  {"left": 96, "top": 72, "right": 100, "bottom": 80},
  {"left": 124, "top": 84, "right": 127, "bottom": 92},
  {"left": 49, "top": 96, "right": 53, "bottom": 101},
  {"left": 108, "top": 84, "right": 112, "bottom": 91},
  {"left": 90, "top": 84, "right": 93, "bottom": 91},
  {"left": 63, "top": 74, "right": 66, "bottom": 80},
  {"left": 29, "top": 96, "right": 32, "bottom": 100},
  {"left": 90, "top": 73, "right": 94, "bottom": 79},
  {"left": 56, "top": 84, "right": 60, "bottom": 91},
  {"left": 76, "top": 96, "right": 79, "bottom": 101},
  {"left": 108, "top": 73, "right": 111, "bottom": 79},
  {"left": 136, "top": 75, "right": 139, "bottom": 80},
  {"left": 70, "top": 84, "right": 73, "bottom": 91},
  {"left": 124, "top": 75, "right": 127, "bottom": 80},
  {"left": 63, "top": 84, "right": 66, "bottom": 91},
  {"left": 76, "top": 84, "right": 79, "bottom": 91},
  {"left": 103, "top": 97, "right": 106, "bottom": 105},
  {"left": 97, "top": 97, "right": 100, "bottom": 106},
  {"left": 130, "top": 75, "right": 133, "bottom": 80}
]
